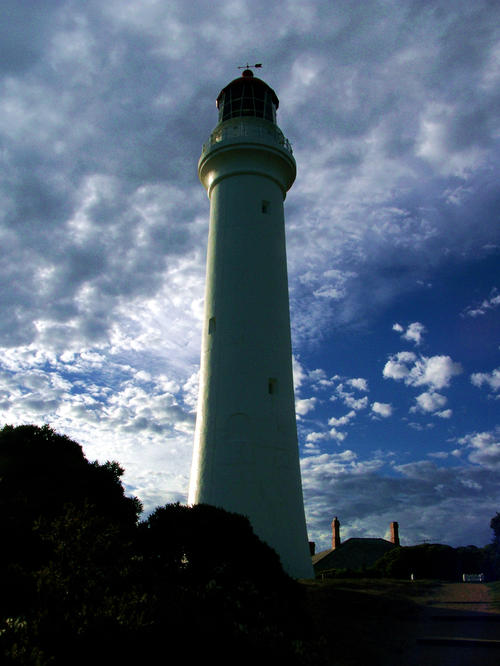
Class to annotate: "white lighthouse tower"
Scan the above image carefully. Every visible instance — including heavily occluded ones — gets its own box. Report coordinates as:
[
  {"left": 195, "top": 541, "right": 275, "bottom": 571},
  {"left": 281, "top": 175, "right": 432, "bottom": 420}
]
[{"left": 189, "top": 68, "right": 313, "bottom": 579}]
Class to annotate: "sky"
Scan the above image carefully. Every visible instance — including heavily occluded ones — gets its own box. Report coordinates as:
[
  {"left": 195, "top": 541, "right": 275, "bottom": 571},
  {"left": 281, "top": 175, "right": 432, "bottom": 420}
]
[{"left": 1, "top": 0, "right": 499, "bottom": 553}]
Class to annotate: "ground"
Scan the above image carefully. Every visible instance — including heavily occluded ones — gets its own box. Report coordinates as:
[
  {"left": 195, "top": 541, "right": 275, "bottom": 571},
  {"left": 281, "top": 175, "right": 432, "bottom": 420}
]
[
  {"left": 410, "top": 582, "right": 500, "bottom": 666},
  {"left": 301, "top": 579, "right": 500, "bottom": 665}
]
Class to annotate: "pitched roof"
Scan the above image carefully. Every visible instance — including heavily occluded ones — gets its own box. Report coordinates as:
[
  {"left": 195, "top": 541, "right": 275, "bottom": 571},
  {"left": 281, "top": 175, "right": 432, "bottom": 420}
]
[{"left": 312, "top": 538, "right": 396, "bottom": 573}]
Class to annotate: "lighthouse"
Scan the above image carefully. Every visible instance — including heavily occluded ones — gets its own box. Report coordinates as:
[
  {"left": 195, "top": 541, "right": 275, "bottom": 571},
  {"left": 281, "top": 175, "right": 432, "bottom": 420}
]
[{"left": 189, "top": 68, "right": 313, "bottom": 579}]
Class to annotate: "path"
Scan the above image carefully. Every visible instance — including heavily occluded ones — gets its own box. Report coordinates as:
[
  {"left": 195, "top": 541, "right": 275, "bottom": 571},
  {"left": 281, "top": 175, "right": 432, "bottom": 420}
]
[{"left": 408, "top": 583, "right": 500, "bottom": 665}]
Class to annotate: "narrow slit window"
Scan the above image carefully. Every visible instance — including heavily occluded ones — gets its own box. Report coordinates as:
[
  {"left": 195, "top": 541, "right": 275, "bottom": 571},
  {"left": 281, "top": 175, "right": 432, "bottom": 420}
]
[
  {"left": 208, "top": 317, "right": 216, "bottom": 334},
  {"left": 262, "top": 200, "right": 270, "bottom": 214},
  {"left": 268, "top": 378, "right": 277, "bottom": 395}
]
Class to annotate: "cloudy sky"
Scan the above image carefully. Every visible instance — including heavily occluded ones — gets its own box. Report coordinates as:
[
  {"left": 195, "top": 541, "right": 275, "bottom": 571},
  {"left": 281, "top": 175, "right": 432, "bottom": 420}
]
[{"left": 1, "top": 0, "right": 499, "bottom": 553}]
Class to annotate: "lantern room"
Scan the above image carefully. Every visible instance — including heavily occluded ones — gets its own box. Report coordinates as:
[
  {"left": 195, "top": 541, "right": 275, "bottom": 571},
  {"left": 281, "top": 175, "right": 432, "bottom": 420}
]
[{"left": 216, "top": 69, "right": 279, "bottom": 124}]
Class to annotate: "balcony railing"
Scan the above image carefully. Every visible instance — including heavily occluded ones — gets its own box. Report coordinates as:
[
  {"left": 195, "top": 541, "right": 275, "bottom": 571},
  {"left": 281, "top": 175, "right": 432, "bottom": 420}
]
[{"left": 201, "top": 119, "right": 293, "bottom": 158}]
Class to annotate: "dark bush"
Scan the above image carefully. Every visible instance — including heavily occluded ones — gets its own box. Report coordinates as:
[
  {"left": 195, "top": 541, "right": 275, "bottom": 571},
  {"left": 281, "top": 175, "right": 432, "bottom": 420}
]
[
  {"left": 374, "top": 543, "right": 460, "bottom": 580},
  {"left": 0, "top": 425, "right": 319, "bottom": 665}
]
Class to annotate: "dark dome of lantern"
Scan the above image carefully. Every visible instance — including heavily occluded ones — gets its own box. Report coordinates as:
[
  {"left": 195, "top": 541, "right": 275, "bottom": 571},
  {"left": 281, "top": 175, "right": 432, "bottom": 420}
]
[{"left": 216, "top": 70, "right": 279, "bottom": 123}]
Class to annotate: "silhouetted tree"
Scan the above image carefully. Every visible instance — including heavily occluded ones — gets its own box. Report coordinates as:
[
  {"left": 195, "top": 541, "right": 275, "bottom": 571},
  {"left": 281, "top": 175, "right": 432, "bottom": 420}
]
[
  {"left": 0, "top": 424, "right": 141, "bottom": 626},
  {"left": 0, "top": 425, "right": 320, "bottom": 665},
  {"left": 135, "top": 503, "right": 314, "bottom": 663},
  {"left": 484, "top": 511, "right": 500, "bottom": 580},
  {"left": 0, "top": 424, "right": 141, "bottom": 535},
  {"left": 374, "top": 543, "right": 457, "bottom": 580},
  {"left": 455, "top": 545, "right": 489, "bottom": 576},
  {"left": 490, "top": 512, "right": 500, "bottom": 546},
  {"left": 139, "top": 502, "right": 287, "bottom": 582}
]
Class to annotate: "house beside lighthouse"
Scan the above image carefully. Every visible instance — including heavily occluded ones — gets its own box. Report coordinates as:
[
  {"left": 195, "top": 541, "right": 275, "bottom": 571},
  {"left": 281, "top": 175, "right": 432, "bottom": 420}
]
[{"left": 188, "top": 68, "right": 313, "bottom": 579}]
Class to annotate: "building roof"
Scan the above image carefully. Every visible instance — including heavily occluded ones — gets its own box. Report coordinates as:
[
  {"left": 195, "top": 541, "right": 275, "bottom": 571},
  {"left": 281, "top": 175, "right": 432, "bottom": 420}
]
[{"left": 312, "top": 537, "right": 397, "bottom": 573}]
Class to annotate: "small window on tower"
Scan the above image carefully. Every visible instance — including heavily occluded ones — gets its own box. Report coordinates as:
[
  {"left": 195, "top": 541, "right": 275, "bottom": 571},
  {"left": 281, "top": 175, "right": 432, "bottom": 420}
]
[
  {"left": 262, "top": 200, "right": 270, "bottom": 214},
  {"left": 268, "top": 378, "right": 277, "bottom": 395},
  {"left": 208, "top": 317, "right": 216, "bottom": 334}
]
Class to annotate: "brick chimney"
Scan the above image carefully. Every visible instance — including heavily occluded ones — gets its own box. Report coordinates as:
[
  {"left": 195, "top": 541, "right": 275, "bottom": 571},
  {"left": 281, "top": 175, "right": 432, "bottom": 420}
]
[
  {"left": 390, "top": 521, "right": 400, "bottom": 546},
  {"left": 332, "top": 516, "right": 341, "bottom": 550}
]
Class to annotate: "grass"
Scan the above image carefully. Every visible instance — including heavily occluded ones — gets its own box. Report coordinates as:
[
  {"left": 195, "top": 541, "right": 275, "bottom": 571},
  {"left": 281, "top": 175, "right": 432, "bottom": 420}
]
[
  {"left": 487, "top": 581, "right": 500, "bottom": 610},
  {"left": 300, "top": 578, "right": 440, "bottom": 665}
]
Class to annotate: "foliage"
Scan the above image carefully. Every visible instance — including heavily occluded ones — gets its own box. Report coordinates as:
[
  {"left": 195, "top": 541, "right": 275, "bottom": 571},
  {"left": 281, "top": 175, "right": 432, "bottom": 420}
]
[
  {"left": 373, "top": 543, "right": 459, "bottom": 580},
  {"left": 138, "top": 502, "right": 287, "bottom": 583},
  {"left": 491, "top": 512, "right": 500, "bottom": 545},
  {"left": 455, "top": 545, "right": 489, "bottom": 575},
  {"left": 0, "top": 425, "right": 320, "bottom": 665},
  {"left": 1, "top": 505, "right": 142, "bottom": 665},
  {"left": 0, "top": 424, "right": 142, "bottom": 620},
  {"left": 0, "top": 424, "right": 141, "bottom": 545},
  {"left": 133, "top": 503, "right": 317, "bottom": 664},
  {"left": 372, "top": 540, "right": 500, "bottom": 581},
  {"left": 487, "top": 512, "right": 500, "bottom": 579}
]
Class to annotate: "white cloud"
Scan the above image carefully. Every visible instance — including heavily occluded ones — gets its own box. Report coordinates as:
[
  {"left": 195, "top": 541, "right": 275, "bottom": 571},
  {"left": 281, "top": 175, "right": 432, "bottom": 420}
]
[
  {"left": 308, "top": 368, "right": 328, "bottom": 383},
  {"left": 302, "top": 449, "right": 500, "bottom": 550},
  {"left": 335, "top": 383, "right": 370, "bottom": 411},
  {"left": 303, "top": 442, "right": 322, "bottom": 454},
  {"left": 182, "top": 372, "right": 199, "bottom": 411},
  {"left": 460, "top": 477, "right": 482, "bottom": 490},
  {"left": 416, "top": 102, "right": 488, "bottom": 177},
  {"left": 328, "top": 410, "right": 356, "bottom": 427},
  {"left": 371, "top": 402, "right": 393, "bottom": 418},
  {"left": 301, "top": 449, "right": 381, "bottom": 482},
  {"left": 408, "top": 421, "right": 435, "bottom": 431},
  {"left": 329, "top": 427, "right": 348, "bottom": 442},
  {"left": 459, "top": 429, "right": 500, "bottom": 470},
  {"left": 393, "top": 321, "right": 426, "bottom": 345},
  {"left": 471, "top": 367, "right": 500, "bottom": 393},
  {"left": 296, "top": 397, "right": 317, "bottom": 416},
  {"left": 347, "top": 377, "right": 369, "bottom": 392},
  {"left": 408, "top": 355, "right": 462, "bottom": 389},
  {"left": 384, "top": 353, "right": 462, "bottom": 390},
  {"left": 309, "top": 269, "right": 358, "bottom": 301},
  {"left": 292, "top": 356, "right": 307, "bottom": 391},
  {"left": 307, "top": 368, "right": 336, "bottom": 391},
  {"left": 382, "top": 351, "right": 417, "bottom": 381},
  {"left": 343, "top": 394, "right": 369, "bottom": 411},
  {"left": 462, "top": 288, "right": 500, "bottom": 317},
  {"left": 306, "top": 431, "right": 328, "bottom": 443},
  {"left": 404, "top": 322, "right": 426, "bottom": 345},
  {"left": 413, "top": 391, "right": 447, "bottom": 413},
  {"left": 436, "top": 409, "right": 453, "bottom": 419}
]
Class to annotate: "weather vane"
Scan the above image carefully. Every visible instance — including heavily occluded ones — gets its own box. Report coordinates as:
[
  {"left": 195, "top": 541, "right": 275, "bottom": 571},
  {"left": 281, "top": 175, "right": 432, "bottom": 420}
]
[{"left": 238, "top": 63, "right": 262, "bottom": 71}]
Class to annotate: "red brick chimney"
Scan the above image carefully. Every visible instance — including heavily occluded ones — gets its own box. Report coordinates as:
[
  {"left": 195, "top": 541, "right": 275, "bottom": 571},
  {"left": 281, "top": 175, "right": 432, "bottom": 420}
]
[
  {"left": 332, "top": 516, "right": 341, "bottom": 550},
  {"left": 390, "top": 521, "right": 400, "bottom": 546}
]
